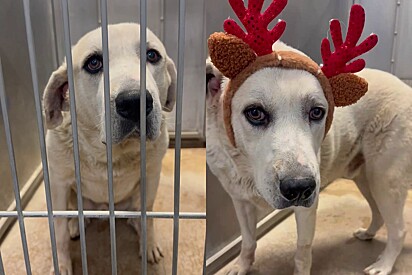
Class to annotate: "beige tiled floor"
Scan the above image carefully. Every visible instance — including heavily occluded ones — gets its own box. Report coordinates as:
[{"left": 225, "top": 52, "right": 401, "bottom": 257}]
[
  {"left": 218, "top": 180, "right": 412, "bottom": 275},
  {"left": 0, "top": 148, "right": 206, "bottom": 275}
]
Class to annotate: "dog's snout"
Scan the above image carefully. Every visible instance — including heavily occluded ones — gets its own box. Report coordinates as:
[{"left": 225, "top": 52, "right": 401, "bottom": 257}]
[
  {"left": 279, "top": 177, "right": 316, "bottom": 202},
  {"left": 115, "top": 90, "right": 153, "bottom": 122}
]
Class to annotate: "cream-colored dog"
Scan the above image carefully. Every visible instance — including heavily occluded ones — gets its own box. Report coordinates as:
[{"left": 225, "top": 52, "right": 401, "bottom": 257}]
[
  {"left": 43, "top": 23, "right": 176, "bottom": 274},
  {"left": 206, "top": 42, "right": 412, "bottom": 275}
]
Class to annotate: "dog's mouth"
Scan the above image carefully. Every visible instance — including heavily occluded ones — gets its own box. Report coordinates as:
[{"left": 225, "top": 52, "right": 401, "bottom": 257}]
[
  {"left": 276, "top": 190, "right": 317, "bottom": 209},
  {"left": 124, "top": 127, "right": 159, "bottom": 141},
  {"left": 103, "top": 114, "right": 161, "bottom": 145},
  {"left": 102, "top": 130, "right": 146, "bottom": 145},
  {"left": 256, "top": 187, "right": 317, "bottom": 209}
]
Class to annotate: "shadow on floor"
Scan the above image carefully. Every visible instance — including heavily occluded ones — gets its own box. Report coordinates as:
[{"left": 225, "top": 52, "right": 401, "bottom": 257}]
[
  {"left": 0, "top": 149, "right": 206, "bottom": 275},
  {"left": 70, "top": 219, "right": 165, "bottom": 275},
  {"left": 218, "top": 181, "right": 412, "bottom": 275},
  {"left": 249, "top": 236, "right": 412, "bottom": 275}
]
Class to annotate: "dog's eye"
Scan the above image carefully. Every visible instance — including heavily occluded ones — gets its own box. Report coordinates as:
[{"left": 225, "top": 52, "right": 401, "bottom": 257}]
[
  {"left": 244, "top": 107, "right": 268, "bottom": 126},
  {"left": 146, "top": 49, "right": 161, "bottom": 64},
  {"left": 309, "top": 107, "right": 325, "bottom": 121},
  {"left": 84, "top": 55, "right": 103, "bottom": 74}
]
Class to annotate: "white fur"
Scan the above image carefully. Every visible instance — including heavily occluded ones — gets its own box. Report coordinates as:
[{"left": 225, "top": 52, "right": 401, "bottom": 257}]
[
  {"left": 206, "top": 41, "right": 412, "bottom": 275},
  {"left": 44, "top": 23, "right": 175, "bottom": 274}
]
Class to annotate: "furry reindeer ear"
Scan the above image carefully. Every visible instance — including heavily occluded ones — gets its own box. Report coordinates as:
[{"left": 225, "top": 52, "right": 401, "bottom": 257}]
[
  {"left": 208, "top": 33, "right": 256, "bottom": 79},
  {"left": 329, "top": 73, "right": 368, "bottom": 107},
  {"left": 320, "top": 4, "right": 378, "bottom": 107},
  {"left": 208, "top": 0, "right": 287, "bottom": 80}
]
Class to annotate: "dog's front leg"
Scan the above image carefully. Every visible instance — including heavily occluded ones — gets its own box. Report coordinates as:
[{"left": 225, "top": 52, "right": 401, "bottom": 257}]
[
  {"left": 293, "top": 199, "right": 318, "bottom": 275},
  {"left": 228, "top": 198, "right": 257, "bottom": 275},
  {"left": 129, "top": 162, "right": 163, "bottom": 264},
  {"left": 50, "top": 182, "right": 72, "bottom": 275}
]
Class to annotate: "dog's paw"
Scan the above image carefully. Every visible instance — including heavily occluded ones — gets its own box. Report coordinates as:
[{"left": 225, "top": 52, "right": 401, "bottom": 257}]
[
  {"left": 50, "top": 260, "right": 73, "bottom": 275},
  {"left": 68, "top": 218, "right": 80, "bottom": 239},
  {"left": 225, "top": 264, "right": 250, "bottom": 275},
  {"left": 68, "top": 217, "right": 90, "bottom": 239},
  {"left": 140, "top": 242, "right": 164, "bottom": 264},
  {"left": 354, "top": 228, "right": 375, "bottom": 241},
  {"left": 293, "top": 262, "right": 311, "bottom": 275},
  {"left": 363, "top": 259, "right": 393, "bottom": 275}
]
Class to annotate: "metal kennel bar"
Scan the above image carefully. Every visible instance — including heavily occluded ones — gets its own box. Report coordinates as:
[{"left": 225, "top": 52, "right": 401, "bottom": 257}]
[
  {"left": 22, "top": 0, "right": 60, "bottom": 273},
  {"left": 0, "top": 59, "right": 32, "bottom": 275},
  {"left": 100, "top": 1, "right": 118, "bottom": 274},
  {"left": 0, "top": 0, "right": 207, "bottom": 274},
  {"left": 139, "top": 0, "right": 149, "bottom": 273},
  {"left": 61, "top": 0, "right": 89, "bottom": 273},
  {"left": 0, "top": 250, "right": 4, "bottom": 275},
  {"left": 390, "top": 0, "right": 401, "bottom": 74},
  {"left": 0, "top": 211, "right": 206, "bottom": 219},
  {"left": 172, "top": 1, "right": 186, "bottom": 275}
]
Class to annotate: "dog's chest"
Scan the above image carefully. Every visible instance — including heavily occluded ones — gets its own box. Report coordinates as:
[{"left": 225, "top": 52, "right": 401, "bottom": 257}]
[
  {"left": 74, "top": 153, "right": 141, "bottom": 204},
  {"left": 320, "top": 112, "right": 365, "bottom": 184}
]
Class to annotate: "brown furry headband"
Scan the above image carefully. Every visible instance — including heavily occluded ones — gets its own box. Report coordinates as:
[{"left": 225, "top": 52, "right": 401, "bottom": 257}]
[{"left": 208, "top": 0, "right": 378, "bottom": 147}]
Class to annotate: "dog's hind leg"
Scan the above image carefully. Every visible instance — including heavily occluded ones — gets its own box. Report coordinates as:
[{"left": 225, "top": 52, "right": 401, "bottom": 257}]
[
  {"left": 362, "top": 165, "right": 408, "bottom": 275},
  {"left": 226, "top": 198, "right": 257, "bottom": 275},
  {"left": 294, "top": 198, "right": 318, "bottom": 275},
  {"left": 352, "top": 169, "right": 384, "bottom": 241}
]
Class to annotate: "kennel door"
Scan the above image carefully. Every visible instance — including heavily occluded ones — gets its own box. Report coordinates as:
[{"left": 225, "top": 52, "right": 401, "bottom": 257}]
[{"left": 51, "top": 0, "right": 206, "bottom": 141}]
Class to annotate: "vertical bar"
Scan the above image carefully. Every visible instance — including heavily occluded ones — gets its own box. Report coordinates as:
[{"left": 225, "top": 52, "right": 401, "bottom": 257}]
[
  {"left": 97, "top": 0, "right": 102, "bottom": 24},
  {"left": 140, "top": 0, "right": 148, "bottom": 274},
  {"left": 50, "top": 0, "right": 61, "bottom": 67},
  {"left": 390, "top": 0, "right": 401, "bottom": 74},
  {"left": 0, "top": 60, "right": 32, "bottom": 275},
  {"left": 159, "top": 0, "right": 165, "bottom": 42},
  {"left": 22, "top": 1, "right": 60, "bottom": 273},
  {"left": 202, "top": 234, "right": 207, "bottom": 275},
  {"left": 100, "top": 1, "right": 118, "bottom": 275},
  {"left": 172, "top": 1, "right": 186, "bottom": 274},
  {"left": 0, "top": 250, "right": 4, "bottom": 275},
  {"left": 60, "top": 1, "right": 89, "bottom": 274}
]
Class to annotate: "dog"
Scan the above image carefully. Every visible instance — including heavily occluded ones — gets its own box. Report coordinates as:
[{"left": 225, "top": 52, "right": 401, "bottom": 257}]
[
  {"left": 206, "top": 41, "right": 412, "bottom": 275},
  {"left": 43, "top": 23, "right": 176, "bottom": 274}
]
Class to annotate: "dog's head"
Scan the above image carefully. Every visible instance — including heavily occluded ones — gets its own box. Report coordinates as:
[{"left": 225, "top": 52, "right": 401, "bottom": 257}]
[
  {"left": 207, "top": 2, "right": 377, "bottom": 209},
  {"left": 207, "top": 59, "right": 325, "bottom": 209},
  {"left": 43, "top": 23, "right": 176, "bottom": 144}
]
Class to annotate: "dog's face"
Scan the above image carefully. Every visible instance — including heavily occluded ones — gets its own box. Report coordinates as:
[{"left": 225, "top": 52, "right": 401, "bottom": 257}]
[
  {"left": 207, "top": 64, "right": 328, "bottom": 209},
  {"left": 43, "top": 23, "right": 176, "bottom": 144}
]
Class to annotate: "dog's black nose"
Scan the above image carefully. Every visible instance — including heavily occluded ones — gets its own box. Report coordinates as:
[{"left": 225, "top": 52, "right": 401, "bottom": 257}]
[
  {"left": 279, "top": 177, "right": 316, "bottom": 201},
  {"left": 115, "top": 90, "right": 153, "bottom": 122}
]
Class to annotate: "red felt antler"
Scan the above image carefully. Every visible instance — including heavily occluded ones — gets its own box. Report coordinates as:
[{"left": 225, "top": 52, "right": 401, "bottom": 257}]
[
  {"left": 223, "top": 0, "right": 287, "bottom": 56},
  {"left": 320, "top": 4, "right": 378, "bottom": 78}
]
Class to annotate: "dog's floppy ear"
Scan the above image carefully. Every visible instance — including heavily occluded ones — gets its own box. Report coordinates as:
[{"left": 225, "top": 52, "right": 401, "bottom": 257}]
[
  {"left": 206, "top": 58, "right": 222, "bottom": 97},
  {"left": 43, "top": 63, "right": 69, "bottom": 129},
  {"left": 163, "top": 56, "right": 177, "bottom": 112}
]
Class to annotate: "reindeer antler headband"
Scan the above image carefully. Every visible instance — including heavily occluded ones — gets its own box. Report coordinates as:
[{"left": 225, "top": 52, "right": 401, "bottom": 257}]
[{"left": 208, "top": 0, "right": 378, "bottom": 147}]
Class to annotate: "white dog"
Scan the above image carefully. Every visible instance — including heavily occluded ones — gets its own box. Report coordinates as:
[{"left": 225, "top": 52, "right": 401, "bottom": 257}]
[
  {"left": 206, "top": 41, "right": 412, "bottom": 275},
  {"left": 43, "top": 23, "right": 176, "bottom": 274}
]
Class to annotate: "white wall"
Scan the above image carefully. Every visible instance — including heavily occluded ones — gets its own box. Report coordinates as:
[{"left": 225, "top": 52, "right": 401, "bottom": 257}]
[{"left": 356, "top": 0, "right": 412, "bottom": 80}]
